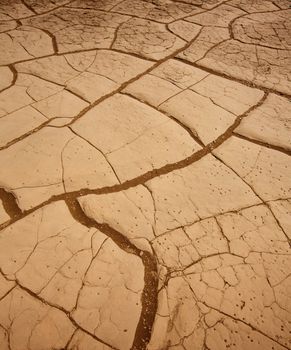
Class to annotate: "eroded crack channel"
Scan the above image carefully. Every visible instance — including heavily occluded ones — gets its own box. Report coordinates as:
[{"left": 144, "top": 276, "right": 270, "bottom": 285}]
[
  {"left": 0, "top": 188, "right": 22, "bottom": 219},
  {"left": 66, "top": 198, "right": 159, "bottom": 350}
]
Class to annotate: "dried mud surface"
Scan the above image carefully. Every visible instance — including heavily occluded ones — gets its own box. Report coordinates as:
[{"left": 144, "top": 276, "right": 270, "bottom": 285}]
[{"left": 0, "top": 0, "right": 290, "bottom": 349}]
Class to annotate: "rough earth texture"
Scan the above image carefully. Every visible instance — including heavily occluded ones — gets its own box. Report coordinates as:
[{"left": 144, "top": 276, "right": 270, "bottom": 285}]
[{"left": 0, "top": 0, "right": 290, "bottom": 349}]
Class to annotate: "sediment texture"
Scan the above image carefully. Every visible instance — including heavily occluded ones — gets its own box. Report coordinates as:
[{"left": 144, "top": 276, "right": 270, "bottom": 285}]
[{"left": 0, "top": 0, "right": 290, "bottom": 349}]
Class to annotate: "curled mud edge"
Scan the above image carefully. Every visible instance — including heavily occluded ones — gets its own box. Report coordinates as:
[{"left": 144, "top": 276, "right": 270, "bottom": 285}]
[{"left": 65, "top": 198, "right": 159, "bottom": 350}]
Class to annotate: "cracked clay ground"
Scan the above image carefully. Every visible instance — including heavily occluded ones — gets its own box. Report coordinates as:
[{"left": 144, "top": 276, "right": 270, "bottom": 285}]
[{"left": 0, "top": 0, "right": 290, "bottom": 350}]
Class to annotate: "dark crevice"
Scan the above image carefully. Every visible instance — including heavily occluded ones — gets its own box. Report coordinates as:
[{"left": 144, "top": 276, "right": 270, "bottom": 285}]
[
  {"left": 212, "top": 153, "right": 291, "bottom": 247},
  {"left": 65, "top": 198, "right": 159, "bottom": 350},
  {"left": 64, "top": 88, "right": 90, "bottom": 104},
  {"left": 227, "top": 9, "right": 248, "bottom": 40},
  {"left": 0, "top": 188, "right": 22, "bottom": 219},
  {"left": 166, "top": 22, "right": 190, "bottom": 42},
  {"left": 0, "top": 283, "right": 16, "bottom": 303},
  {"left": 0, "top": 119, "right": 52, "bottom": 151},
  {"left": 63, "top": 329, "right": 78, "bottom": 350},
  {"left": 35, "top": 27, "right": 59, "bottom": 53},
  {"left": 66, "top": 5, "right": 176, "bottom": 25},
  {"left": 194, "top": 36, "right": 232, "bottom": 63},
  {"left": 20, "top": 0, "right": 38, "bottom": 15},
  {"left": 0, "top": 65, "right": 17, "bottom": 94},
  {"left": 199, "top": 299, "right": 291, "bottom": 350},
  {"left": 175, "top": 57, "right": 291, "bottom": 100},
  {"left": 266, "top": 202, "right": 291, "bottom": 248},
  {"left": 68, "top": 126, "right": 122, "bottom": 184},
  {"left": 13, "top": 281, "right": 118, "bottom": 349},
  {"left": 109, "top": 20, "right": 127, "bottom": 49},
  {"left": 16, "top": 24, "right": 58, "bottom": 55},
  {"left": 121, "top": 91, "right": 205, "bottom": 147},
  {"left": 8, "top": 64, "right": 17, "bottom": 84},
  {"left": 233, "top": 133, "right": 291, "bottom": 156},
  {"left": 5, "top": 0, "right": 76, "bottom": 22}
]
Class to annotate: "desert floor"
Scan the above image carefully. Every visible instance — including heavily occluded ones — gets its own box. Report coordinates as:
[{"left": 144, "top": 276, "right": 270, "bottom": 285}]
[{"left": 0, "top": 0, "right": 290, "bottom": 349}]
